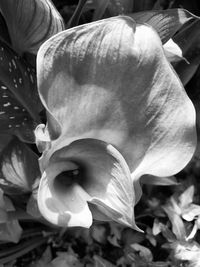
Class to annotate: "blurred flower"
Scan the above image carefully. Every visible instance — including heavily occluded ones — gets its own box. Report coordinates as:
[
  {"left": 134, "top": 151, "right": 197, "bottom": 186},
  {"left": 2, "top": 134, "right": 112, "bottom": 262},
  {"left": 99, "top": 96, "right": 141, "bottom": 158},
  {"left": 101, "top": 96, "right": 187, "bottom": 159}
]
[
  {"left": 47, "top": 250, "right": 83, "bottom": 267},
  {"left": 35, "top": 16, "right": 196, "bottom": 228},
  {"left": 162, "top": 185, "right": 200, "bottom": 241},
  {"left": 171, "top": 241, "right": 200, "bottom": 267}
]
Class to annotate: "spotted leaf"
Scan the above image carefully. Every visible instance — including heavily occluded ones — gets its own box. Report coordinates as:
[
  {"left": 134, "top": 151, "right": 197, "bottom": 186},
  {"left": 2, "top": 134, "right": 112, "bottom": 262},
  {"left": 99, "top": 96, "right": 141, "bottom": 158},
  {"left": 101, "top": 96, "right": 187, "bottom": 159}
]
[
  {"left": 0, "top": 138, "right": 40, "bottom": 195},
  {"left": 0, "top": 40, "right": 41, "bottom": 142},
  {"left": 0, "top": 0, "right": 65, "bottom": 55}
]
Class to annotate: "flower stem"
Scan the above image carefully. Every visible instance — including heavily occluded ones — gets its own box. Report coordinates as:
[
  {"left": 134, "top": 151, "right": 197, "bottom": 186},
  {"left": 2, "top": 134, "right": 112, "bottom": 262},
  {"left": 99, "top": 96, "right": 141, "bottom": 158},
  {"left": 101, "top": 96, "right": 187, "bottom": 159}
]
[{"left": 66, "top": 0, "right": 88, "bottom": 28}]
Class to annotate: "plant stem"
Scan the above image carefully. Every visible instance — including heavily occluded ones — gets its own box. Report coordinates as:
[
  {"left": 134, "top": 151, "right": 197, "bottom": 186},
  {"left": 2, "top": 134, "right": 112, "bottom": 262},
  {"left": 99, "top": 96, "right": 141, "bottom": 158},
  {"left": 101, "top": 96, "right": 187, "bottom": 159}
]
[
  {"left": 7, "top": 210, "right": 33, "bottom": 221},
  {"left": 0, "top": 237, "right": 48, "bottom": 264},
  {"left": 66, "top": 0, "right": 88, "bottom": 28}
]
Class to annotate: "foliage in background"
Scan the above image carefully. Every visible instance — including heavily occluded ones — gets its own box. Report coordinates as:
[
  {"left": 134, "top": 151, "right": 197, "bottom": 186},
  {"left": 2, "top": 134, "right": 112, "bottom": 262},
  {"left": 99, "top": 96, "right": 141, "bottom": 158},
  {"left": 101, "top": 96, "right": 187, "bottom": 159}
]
[{"left": 0, "top": 0, "right": 199, "bottom": 266}]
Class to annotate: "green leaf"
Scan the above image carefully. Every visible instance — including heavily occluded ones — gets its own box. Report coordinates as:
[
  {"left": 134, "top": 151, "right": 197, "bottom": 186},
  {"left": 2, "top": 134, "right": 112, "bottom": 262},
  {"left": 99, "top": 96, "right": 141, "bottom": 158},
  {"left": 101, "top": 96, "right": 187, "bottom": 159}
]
[
  {"left": 30, "top": 246, "right": 52, "bottom": 267},
  {"left": 0, "top": 189, "right": 8, "bottom": 223},
  {"left": 0, "top": 13, "right": 11, "bottom": 45},
  {"left": 0, "top": 40, "right": 41, "bottom": 142},
  {"left": 152, "top": 218, "right": 162, "bottom": 236},
  {"left": 92, "top": 0, "right": 110, "bottom": 21},
  {"left": 162, "top": 197, "right": 186, "bottom": 241},
  {"left": 130, "top": 243, "right": 153, "bottom": 262},
  {"left": 67, "top": 0, "right": 88, "bottom": 28},
  {"left": 0, "top": 0, "right": 65, "bottom": 55},
  {"left": 149, "top": 262, "right": 171, "bottom": 267},
  {"left": 159, "top": 223, "right": 176, "bottom": 243},
  {"left": 121, "top": 227, "right": 145, "bottom": 246},
  {"left": 49, "top": 251, "right": 83, "bottom": 267},
  {"left": 0, "top": 139, "right": 40, "bottom": 194},
  {"left": 130, "top": 8, "right": 198, "bottom": 44},
  {"left": 0, "top": 190, "right": 22, "bottom": 243},
  {"left": 0, "top": 236, "right": 48, "bottom": 264},
  {"left": 172, "top": 241, "right": 200, "bottom": 264},
  {"left": 107, "top": 0, "right": 133, "bottom": 16},
  {"left": 141, "top": 175, "right": 178, "bottom": 186},
  {"left": 0, "top": 134, "right": 12, "bottom": 155},
  {"left": 179, "top": 185, "right": 194, "bottom": 208},
  {"left": 132, "top": 0, "right": 155, "bottom": 12},
  {"left": 26, "top": 191, "right": 41, "bottom": 219},
  {"left": 108, "top": 222, "right": 123, "bottom": 247},
  {"left": 90, "top": 224, "right": 107, "bottom": 244},
  {"left": 93, "top": 256, "right": 115, "bottom": 267},
  {"left": 182, "top": 204, "right": 200, "bottom": 221},
  {"left": 172, "top": 20, "right": 200, "bottom": 85}
]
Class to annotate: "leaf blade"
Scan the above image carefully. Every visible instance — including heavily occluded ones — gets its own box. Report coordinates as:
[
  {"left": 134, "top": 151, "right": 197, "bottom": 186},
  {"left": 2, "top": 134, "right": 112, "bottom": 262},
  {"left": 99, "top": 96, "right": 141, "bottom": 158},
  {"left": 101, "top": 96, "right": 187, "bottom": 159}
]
[
  {"left": 0, "top": 139, "right": 40, "bottom": 194},
  {"left": 0, "top": 0, "right": 65, "bottom": 55},
  {"left": 130, "top": 8, "right": 198, "bottom": 44}
]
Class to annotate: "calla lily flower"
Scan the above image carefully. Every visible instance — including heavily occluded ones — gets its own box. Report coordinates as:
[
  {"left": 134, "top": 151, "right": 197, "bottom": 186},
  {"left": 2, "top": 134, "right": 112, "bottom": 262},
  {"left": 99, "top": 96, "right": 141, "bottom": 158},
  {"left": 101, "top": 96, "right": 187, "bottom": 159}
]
[{"left": 35, "top": 16, "right": 196, "bottom": 229}]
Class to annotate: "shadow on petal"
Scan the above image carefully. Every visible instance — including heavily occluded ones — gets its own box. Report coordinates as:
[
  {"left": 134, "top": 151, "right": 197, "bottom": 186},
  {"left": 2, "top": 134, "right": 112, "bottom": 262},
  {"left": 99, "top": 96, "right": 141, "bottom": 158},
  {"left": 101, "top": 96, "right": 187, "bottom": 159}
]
[
  {"left": 38, "top": 139, "right": 138, "bottom": 229},
  {"left": 38, "top": 169, "right": 93, "bottom": 228},
  {"left": 37, "top": 15, "right": 196, "bottom": 183}
]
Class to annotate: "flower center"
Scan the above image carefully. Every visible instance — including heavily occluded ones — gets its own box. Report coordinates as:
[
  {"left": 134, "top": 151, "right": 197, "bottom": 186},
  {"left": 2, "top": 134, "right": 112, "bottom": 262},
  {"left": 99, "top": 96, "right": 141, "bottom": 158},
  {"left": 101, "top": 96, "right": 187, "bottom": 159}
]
[{"left": 53, "top": 169, "right": 80, "bottom": 192}]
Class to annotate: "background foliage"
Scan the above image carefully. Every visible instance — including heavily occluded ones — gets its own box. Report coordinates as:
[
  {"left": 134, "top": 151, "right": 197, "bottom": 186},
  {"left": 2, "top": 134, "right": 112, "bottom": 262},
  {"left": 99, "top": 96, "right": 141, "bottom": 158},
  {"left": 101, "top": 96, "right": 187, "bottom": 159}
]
[{"left": 0, "top": 0, "right": 200, "bottom": 266}]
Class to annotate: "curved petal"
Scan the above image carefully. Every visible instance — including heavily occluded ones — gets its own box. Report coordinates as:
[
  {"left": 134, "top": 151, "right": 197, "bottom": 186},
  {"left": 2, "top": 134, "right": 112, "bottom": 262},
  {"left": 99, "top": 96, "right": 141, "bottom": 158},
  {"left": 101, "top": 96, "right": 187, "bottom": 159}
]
[
  {"left": 38, "top": 161, "right": 93, "bottom": 228},
  {"left": 163, "top": 38, "right": 184, "bottom": 63},
  {"left": 0, "top": 0, "right": 64, "bottom": 55},
  {"left": 34, "top": 124, "right": 51, "bottom": 153},
  {"left": 37, "top": 16, "right": 196, "bottom": 183},
  {"left": 38, "top": 139, "right": 137, "bottom": 228}
]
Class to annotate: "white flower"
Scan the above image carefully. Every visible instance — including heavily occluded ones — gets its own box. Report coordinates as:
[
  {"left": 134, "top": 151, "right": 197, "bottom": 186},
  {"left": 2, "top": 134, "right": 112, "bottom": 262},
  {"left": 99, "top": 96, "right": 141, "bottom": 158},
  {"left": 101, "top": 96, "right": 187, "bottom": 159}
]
[{"left": 35, "top": 16, "right": 196, "bottom": 228}]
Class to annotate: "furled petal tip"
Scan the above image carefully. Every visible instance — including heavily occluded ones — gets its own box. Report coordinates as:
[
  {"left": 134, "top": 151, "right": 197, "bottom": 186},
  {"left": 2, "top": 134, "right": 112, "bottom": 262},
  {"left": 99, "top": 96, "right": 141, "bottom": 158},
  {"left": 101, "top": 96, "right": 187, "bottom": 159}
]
[
  {"left": 38, "top": 139, "right": 138, "bottom": 229},
  {"left": 36, "top": 16, "right": 196, "bottom": 228}
]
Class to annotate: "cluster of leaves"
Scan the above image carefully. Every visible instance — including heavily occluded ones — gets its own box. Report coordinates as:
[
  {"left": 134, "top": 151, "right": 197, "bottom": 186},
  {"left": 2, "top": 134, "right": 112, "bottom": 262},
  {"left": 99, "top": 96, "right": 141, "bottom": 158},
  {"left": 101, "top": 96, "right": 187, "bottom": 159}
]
[
  {"left": 0, "top": 0, "right": 199, "bottom": 266},
  {"left": 4, "top": 167, "right": 200, "bottom": 267},
  {"left": 13, "top": 161, "right": 199, "bottom": 267}
]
